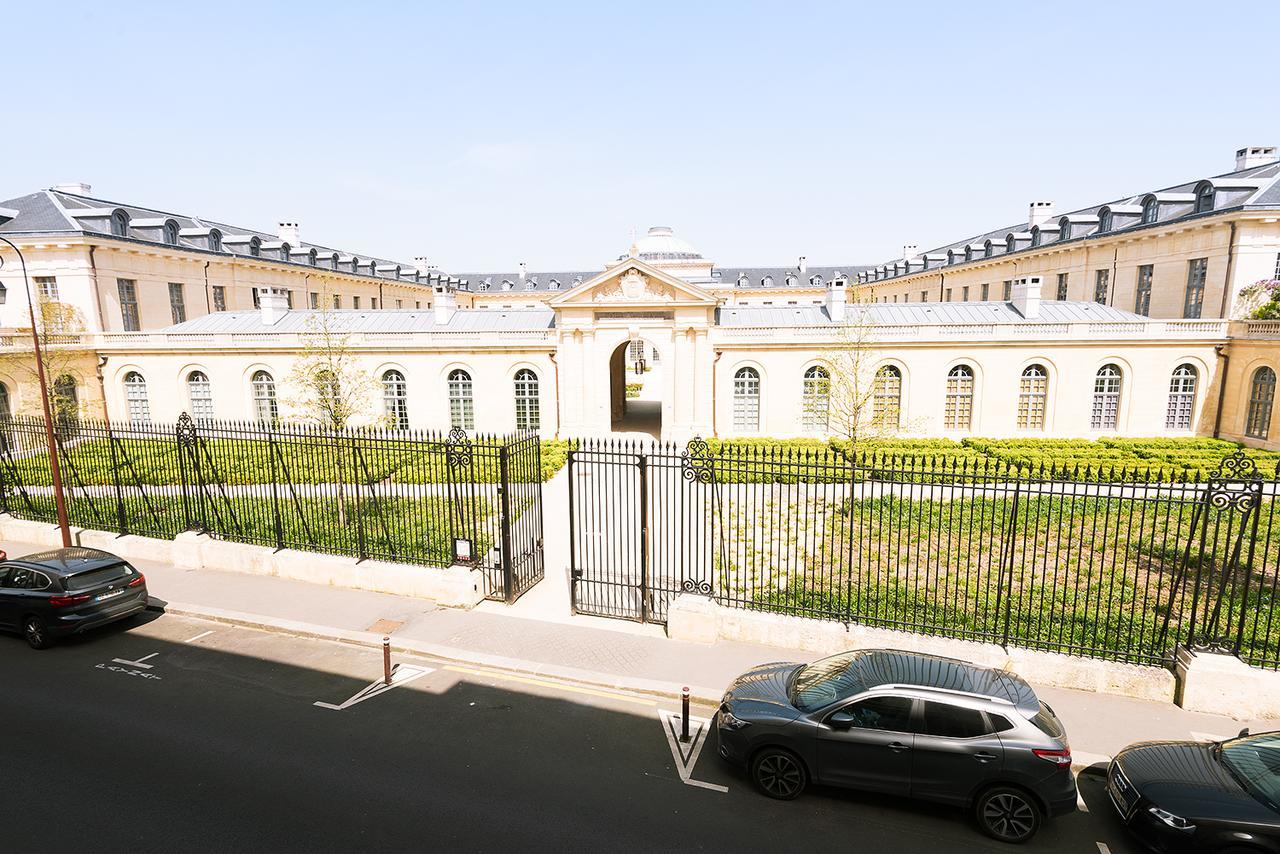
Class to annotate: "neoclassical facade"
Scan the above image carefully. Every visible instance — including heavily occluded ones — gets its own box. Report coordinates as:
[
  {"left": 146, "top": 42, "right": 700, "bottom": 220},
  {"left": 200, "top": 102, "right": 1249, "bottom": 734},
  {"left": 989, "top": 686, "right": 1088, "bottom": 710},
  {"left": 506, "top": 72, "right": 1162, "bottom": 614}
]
[{"left": 1, "top": 146, "right": 1278, "bottom": 448}]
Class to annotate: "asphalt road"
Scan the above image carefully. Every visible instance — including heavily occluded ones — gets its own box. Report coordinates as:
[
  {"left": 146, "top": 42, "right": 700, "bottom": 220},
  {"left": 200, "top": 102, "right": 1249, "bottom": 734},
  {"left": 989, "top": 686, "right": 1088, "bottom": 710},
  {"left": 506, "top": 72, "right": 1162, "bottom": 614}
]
[{"left": 0, "top": 611, "right": 1144, "bottom": 853}]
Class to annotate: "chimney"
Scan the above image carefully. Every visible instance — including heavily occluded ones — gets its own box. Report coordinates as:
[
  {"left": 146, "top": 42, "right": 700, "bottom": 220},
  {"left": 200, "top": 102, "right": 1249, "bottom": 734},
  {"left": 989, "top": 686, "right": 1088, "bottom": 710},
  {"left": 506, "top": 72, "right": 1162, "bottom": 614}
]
[
  {"left": 413, "top": 256, "right": 437, "bottom": 275},
  {"left": 259, "top": 287, "right": 290, "bottom": 326},
  {"left": 826, "top": 276, "right": 847, "bottom": 322},
  {"left": 53, "top": 182, "right": 93, "bottom": 195},
  {"left": 1235, "top": 145, "right": 1279, "bottom": 171},
  {"left": 1027, "top": 201, "right": 1055, "bottom": 229},
  {"left": 1011, "top": 276, "right": 1042, "bottom": 319},
  {"left": 798, "top": 256, "right": 808, "bottom": 275},
  {"left": 433, "top": 283, "right": 457, "bottom": 325},
  {"left": 902, "top": 244, "right": 919, "bottom": 260},
  {"left": 278, "top": 222, "right": 301, "bottom": 247},
  {"left": 518, "top": 261, "right": 527, "bottom": 281}
]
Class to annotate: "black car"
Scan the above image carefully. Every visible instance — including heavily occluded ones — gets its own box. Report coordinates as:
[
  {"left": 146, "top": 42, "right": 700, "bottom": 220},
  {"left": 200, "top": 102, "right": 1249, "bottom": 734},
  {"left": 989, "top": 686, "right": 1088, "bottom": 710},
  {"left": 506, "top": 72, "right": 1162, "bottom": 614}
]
[
  {"left": 717, "top": 649, "right": 1077, "bottom": 843},
  {"left": 1108, "top": 731, "right": 1280, "bottom": 853},
  {"left": 0, "top": 547, "right": 148, "bottom": 648}
]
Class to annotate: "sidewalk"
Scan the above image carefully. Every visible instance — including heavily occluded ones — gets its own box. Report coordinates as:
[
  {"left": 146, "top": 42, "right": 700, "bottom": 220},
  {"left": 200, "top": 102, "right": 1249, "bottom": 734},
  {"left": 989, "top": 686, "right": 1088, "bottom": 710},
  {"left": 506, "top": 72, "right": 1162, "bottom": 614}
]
[{"left": 4, "top": 535, "right": 1275, "bottom": 763}]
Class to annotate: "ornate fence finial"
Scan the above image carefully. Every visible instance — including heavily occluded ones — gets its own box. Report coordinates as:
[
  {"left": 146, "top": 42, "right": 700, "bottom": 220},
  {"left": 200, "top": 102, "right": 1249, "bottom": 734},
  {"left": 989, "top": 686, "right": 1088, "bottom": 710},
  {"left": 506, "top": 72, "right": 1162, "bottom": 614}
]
[
  {"left": 176, "top": 411, "right": 196, "bottom": 447},
  {"left": 446, "top": 426, "right": 473, "bottom": 470},
  {"left": 1212, "top": 448, "right": 1260, "bottom": 482},
  {"left": 681, "top": 436, "right": 716, "bottom": 484}
]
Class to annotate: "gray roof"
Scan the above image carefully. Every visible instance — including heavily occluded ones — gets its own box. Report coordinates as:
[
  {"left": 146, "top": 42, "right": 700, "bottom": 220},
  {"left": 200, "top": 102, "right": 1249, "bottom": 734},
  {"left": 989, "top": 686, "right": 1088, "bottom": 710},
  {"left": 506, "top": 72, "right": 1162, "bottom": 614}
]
[
  {"left": 453, "top": 264, "right": 873, "bottom": 292},
  {"left": 862, "top": 158, "right": 1280, "bottom": 285},
  {"left": 162, "top": 308, "right": 556, "bottom": 335},
  {"left": 717, "top": 300, "right": 1150, "bottom": 327},
  {"left": 0, "top": 188, "right": 454, "bottom": 289}
]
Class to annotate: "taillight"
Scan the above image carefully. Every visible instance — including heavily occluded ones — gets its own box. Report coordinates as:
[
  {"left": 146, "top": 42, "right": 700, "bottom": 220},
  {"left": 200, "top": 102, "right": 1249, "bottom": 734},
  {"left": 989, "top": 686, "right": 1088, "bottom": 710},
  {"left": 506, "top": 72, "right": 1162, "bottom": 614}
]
[
  {"left": 1032, "top": 748, "right": 1072, "bottom": 767},
  {"left": 49, "top": 593, "right": 92, "bottom": 608},
  {"left": 127, "top": 573, "right": 146, "bottom": 588}
]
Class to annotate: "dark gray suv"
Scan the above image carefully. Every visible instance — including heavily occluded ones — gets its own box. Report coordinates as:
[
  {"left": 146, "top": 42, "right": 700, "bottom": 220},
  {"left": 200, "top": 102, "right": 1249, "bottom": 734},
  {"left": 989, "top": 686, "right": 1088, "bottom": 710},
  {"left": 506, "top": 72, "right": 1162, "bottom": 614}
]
[{"left": 716, "top": 649, "right": 1076, "bottom": 843}]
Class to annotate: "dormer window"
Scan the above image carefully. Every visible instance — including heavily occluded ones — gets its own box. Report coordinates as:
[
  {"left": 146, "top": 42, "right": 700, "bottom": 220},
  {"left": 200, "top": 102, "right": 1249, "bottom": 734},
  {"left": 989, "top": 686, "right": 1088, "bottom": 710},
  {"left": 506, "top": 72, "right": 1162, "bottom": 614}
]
[
  {"left": 1006, "top": 234, "right": 1016, "bottom": 253},
  {"left": 810, "top": 275, "right": 824, "bottom": 287},
  {"left": 279, "top": 243, "right": 291, "bottom": 261},
  {"left": 737, "top": 273, "right": 749, "bottom": 287},
  {"left": 1195, "top": 182, "right": 1215, "bottom": 214},
  {"left": 785, "top": 272, "right": 797, "bottom": 286},
  {"left": 327, "top": 253, "right": 339, "bottom": 270},
  {"left": 549, "top": 278, "right": 561, "bottom": 290},
  {"left": 1097, "top": 208, "right": 1113, "bottom": 233},
  {"left": 1141, "top": 196, "right": 1159, "bottom": 225},
  {"left": 111, "top": 209, "right": 130, "bottom": 237},
  {"left": 502, "top": 280, "right": 514, "bottom": 291},
  {"left": 1030, "top": 227, "right": 1041, "bottom": 247},
  {"left": 479, "top": 280, "right": 491, "bottom": 292},
  {"left": 1058, "top": 218, "right": 1072, "bottom": 241},
  {"left": 163, "top": 219, "right": 179, "bottom": 245},
  {"left": 984, "top": 240, "right": 994, "bottom": 258},
  {"left": 209, "top": 229, "right": 223, "bottom": 252},
  {"left": 249, "top": 237, "right": 261, "bottom": 257},
  {"left": 525, "top": 278, "right": 536, "bottom": 290},
  {"left": 964, "top": 247, "right": 975, "bottom": 262},
  {"left": 762, "top": 275, "right": 774, "bottom": 287},
  {"left": 307, "top": 249, "right": 318, "bottom": 266}
]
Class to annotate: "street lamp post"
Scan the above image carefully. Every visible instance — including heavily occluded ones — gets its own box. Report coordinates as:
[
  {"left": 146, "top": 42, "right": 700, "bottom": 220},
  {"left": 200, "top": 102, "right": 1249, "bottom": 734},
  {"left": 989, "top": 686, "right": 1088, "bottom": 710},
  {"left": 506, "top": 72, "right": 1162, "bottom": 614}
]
[{"left": 0, "top": 235, "right": 73, "bottom": 547}]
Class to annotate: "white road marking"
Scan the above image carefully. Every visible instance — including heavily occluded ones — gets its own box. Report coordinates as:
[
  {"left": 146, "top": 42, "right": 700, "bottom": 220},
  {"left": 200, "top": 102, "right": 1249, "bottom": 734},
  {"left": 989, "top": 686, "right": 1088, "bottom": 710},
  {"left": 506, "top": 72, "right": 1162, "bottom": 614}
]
[
  {"left": 1096, "top": 843, "right": 1111, "bottom": 854},
  {"left": 1077, "top": 790, "right": 1089, "bottom": 812},
  {"left": 313, "top": 664, "right": 433, "bottom": 711},
  {"left": 184, "top": 630, "right": 214, "bottom": 643},
  {"left": 658, "top": 709, "right": 728, "bottom": 793},
  {"left": 1190, "top": 730, "right": 1233, "bottom": 742},
  {"left": 110, "top": 652, "right": 159, "bottom": 670}
]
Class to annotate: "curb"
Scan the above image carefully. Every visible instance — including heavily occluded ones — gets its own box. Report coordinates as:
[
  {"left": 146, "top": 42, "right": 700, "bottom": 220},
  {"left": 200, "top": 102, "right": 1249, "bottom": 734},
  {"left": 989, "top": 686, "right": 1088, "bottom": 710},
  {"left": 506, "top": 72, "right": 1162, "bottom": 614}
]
[{"left": 147, "top": 599, "right": 724, "bottom": 707}]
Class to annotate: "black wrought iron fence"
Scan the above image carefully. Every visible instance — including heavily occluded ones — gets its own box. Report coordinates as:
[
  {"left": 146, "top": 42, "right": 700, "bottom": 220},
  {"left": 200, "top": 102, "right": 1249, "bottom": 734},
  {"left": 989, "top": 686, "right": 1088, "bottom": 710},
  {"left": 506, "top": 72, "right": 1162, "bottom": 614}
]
[
  {"left": 569, "top": 439, "right": 1280, "bottom": 670},
  {"left": 0, "top": 415, "right": 544, "bottom": 602}
]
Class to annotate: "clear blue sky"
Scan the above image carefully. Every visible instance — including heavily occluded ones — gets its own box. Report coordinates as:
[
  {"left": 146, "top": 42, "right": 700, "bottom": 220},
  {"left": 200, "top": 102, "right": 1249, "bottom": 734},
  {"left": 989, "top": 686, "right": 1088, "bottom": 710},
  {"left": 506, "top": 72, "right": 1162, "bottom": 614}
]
[{"left": 6, "top": 1, "right": 1278, "bottom": 271}]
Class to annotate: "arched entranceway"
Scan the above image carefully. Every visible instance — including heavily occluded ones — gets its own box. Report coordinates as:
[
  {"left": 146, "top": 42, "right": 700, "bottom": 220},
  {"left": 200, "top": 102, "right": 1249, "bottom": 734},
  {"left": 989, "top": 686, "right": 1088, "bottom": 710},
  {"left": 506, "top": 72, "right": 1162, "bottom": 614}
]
[{"left": 609, "top": 338, "right": 662, "bottom": 437}]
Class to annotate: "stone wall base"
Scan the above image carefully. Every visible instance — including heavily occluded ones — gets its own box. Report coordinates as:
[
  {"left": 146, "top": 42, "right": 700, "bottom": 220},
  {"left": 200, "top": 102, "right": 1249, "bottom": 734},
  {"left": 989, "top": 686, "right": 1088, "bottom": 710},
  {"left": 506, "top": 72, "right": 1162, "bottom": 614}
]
[
  {"left": 1176, "top": 646, "right": 1280, "bottom": 720},
  {"left": 0, "top": 515, "right": 486, "bottom": 609},
  {"left": 668, "top": 593, "right": 1176, "bottom": 704}
]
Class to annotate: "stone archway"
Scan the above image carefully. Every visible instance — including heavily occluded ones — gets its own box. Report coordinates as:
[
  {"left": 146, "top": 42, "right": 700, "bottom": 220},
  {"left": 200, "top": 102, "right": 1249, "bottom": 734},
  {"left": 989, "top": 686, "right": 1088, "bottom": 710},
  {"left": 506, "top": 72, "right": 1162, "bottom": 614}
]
[{"left": 609, "top": 338, "right": 662, "bottom": 438}]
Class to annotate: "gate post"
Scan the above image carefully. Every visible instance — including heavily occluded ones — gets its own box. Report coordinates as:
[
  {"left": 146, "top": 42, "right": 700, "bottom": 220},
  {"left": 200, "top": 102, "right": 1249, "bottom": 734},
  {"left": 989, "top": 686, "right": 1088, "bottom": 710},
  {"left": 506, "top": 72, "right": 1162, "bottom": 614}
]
[
  {"left": 568, "top": 447, "right": 578, "bottom": 614},
  {"left": 498, "top": 443, "right": 514, "bottom": 604},
  {"left": 268, "top": 428, "right": 284, "bottom": 550},
  {"left": 638, "top": 450, "right": 650, "bottom": 624}
]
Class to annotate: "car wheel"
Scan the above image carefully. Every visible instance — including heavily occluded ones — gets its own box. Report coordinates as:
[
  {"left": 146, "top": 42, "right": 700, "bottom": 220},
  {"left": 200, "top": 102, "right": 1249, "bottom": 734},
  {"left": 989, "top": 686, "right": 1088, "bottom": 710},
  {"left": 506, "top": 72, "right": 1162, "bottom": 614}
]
[
  {"left": 24, "top": 615, "right": 52, "bottom": 650},
  {"left": 976, "top": 786, "right": 1041, "bottom": 844},
  {"left": 751, "top": 748, "right": 807, "bottom": 800}
]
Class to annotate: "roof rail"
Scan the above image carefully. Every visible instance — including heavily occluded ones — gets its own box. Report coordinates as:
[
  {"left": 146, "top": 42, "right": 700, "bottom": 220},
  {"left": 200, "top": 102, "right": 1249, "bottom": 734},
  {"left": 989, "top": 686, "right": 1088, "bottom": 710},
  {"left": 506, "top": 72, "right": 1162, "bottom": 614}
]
[{"left": 873, "top": 684, "right": 1016, "bottom": 707}]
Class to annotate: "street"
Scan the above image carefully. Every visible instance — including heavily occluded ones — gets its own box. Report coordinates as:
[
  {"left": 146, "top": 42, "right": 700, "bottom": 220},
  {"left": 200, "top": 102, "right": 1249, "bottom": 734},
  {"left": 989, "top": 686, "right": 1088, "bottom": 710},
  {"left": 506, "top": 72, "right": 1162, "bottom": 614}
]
[{"left": 2, "top": 611, "right": 1148, "bottom": 853}]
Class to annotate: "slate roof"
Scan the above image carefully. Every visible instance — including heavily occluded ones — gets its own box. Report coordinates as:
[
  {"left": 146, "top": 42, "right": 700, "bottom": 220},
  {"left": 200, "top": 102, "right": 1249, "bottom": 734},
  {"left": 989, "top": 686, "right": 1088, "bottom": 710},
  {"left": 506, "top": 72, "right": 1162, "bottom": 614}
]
[
  {"left": 0, "top": 188, "right": 453, "bottom": 289},
  {"left": 161, "top": 309, "right": 556, "bottom": 334},
  {"left": 861, "top": 158, "right": 1280, "bottom": 286},
  {"left": 453, "top": 264, "right": 873, "bottom": 293},
  {"left": 716, "top": 300, "right": 1151, "bottom": 327}
]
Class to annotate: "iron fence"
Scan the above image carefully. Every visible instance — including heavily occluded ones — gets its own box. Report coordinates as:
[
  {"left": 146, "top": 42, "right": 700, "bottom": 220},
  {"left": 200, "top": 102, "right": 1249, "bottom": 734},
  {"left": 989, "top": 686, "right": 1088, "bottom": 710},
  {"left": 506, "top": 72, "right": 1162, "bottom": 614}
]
[
  {"left": 569, "top": 439, "right": 1280, "bottom": 670},
  {"left": 0, "top": 415, "right": 544, "bottom": 602}
]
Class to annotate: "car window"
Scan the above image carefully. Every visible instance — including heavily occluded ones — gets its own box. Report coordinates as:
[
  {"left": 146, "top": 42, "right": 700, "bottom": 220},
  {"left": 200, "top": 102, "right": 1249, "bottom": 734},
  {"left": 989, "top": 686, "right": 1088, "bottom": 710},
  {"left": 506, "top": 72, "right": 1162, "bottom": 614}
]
[
  {"left": 0, "top": 566, "right": 9, "bottom": 587},
  {"left": 838, "top": 696, "right": 914, "bottom": 733},
  {"left": 3, "top": 568, "right": 32, "bottom": 589},
  {"left": 921, "top": 701, "right": 991, "bottom": 739},
  {"left": 987, "top": 713, "right": 1015, "bottom": 733},
  {"left": 24, "top": 571, "right": 52, "bottom": 590},
  {"left": 65, "top": 563, "right": 134, "bottom": 592},
  {"left": 1029, "top": 701, "right": 1065, "bottom": 739}
]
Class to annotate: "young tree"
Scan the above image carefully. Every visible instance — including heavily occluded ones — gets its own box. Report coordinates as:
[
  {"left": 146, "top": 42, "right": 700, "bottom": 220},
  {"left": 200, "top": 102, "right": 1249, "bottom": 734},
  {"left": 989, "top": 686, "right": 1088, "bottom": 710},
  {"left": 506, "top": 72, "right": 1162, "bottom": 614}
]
[
  {"left": 821, "top": 308, "right": 895, "bottom": 449},
  {"left": 283, "top": 307, "right": 379, "bottom": 430},
  {"left": 0, "top": 294, "right": 93, "bottom": 427}
]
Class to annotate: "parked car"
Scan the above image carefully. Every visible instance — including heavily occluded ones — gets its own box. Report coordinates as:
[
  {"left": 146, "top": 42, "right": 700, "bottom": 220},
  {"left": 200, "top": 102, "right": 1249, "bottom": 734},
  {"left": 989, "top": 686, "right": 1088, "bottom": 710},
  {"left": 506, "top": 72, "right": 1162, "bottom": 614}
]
[
  {"left": 716, "top": 648, "right": 1076, "bottom": 843},
  {"left": 1108, "top": 731, "right": 1280, "bottom": 853},
  {"left": 0, "top": 547, "right": 148, "bottom": 648}
]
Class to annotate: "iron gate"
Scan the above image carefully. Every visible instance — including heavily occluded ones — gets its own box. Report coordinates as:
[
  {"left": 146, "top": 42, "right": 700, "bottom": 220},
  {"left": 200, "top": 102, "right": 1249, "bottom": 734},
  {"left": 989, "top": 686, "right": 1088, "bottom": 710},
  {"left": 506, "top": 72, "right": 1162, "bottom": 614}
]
[
  {"left": 494, "top": 431, "right": 546, "bottom": 603},
  {"left": 568, "top": 439, "right": 719, "bottom": 622}
]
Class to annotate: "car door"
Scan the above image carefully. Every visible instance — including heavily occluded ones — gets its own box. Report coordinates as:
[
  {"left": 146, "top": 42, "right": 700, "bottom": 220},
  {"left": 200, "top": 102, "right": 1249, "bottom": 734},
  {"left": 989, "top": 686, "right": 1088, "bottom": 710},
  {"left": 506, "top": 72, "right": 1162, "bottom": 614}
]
[
  {"left": 0, "top": 568, "right": 46, "bottom": 627},
  {"left": 814, "top": 694, "right": 915, "bottom": 794},
  {"left": 910, "top": 700, "right": 1006, "bottom": 806},
  {"left": 0, "top": 564, "right": 15, "bottom": 628}
]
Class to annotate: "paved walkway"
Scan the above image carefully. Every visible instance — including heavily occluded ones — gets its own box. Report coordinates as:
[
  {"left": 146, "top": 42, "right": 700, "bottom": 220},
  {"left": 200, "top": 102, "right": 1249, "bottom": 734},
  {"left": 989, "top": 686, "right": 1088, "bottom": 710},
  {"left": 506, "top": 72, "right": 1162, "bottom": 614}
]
[{"left": 3, "top": 534, "right": 1276, "bottom": 765}]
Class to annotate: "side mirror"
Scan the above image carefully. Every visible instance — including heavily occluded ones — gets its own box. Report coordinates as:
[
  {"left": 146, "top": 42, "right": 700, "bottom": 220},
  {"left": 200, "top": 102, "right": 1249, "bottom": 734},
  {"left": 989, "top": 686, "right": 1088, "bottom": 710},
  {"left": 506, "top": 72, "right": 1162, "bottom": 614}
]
[
  {"left": 1239, "top": 728, "right": 1251, "bottom": 739},
  {"left": 828, "top": 710, "right": 857, "bottom": 730}
]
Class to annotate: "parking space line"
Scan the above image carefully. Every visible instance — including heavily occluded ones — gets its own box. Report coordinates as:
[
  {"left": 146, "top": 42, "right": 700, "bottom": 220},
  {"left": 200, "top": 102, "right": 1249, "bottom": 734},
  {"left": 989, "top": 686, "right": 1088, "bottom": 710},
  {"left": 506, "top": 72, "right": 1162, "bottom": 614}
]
[
  {"left": 441, "top": 664, "right": 657, "bottom": 707},
  {"left": 111, "top": 652, "right": 159, "bottom": 670},
  {"left": 184, "top": 630, "right": 215, "bottom": 643},
  {"left": 314, "top": 664, "right": 433, "bottom": 711},
  {"left": 1096, "top": 843, "right": 1111, "bottom": 854},
  {"left": 658, "top": 709, "right": 728, "bottom": 793}
]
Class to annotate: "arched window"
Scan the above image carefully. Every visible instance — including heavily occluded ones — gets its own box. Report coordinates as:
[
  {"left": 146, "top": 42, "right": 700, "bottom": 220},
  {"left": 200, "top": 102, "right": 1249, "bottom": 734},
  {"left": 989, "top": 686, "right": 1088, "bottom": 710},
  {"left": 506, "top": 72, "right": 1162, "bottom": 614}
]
[
  {"left": 248, "top": 237, "right": 261, "bottom": 257},
  {"left": 762, "top": 275, "right": 774, "bottom": 287},
  {"left": 163, "top": 220, "right": 180, "bottom": 245},
  {"left": 1141, "top": 196, "right": 1159, "bottom": 225},
  {"left": 123, "top": 372, "right": 150, "bottom": 423},
  {"left": 187, "top": 371, "right": 213, "bottom": 421},
  {"left": 984, "top": 240, "right": 994, "bottom": 258},
  {"left": 873, "top": 365, "right": 902, "bottom": 427},
  {"left": 1194, "top": 182, "right": 1216, "bottom": 214},
  {"left": 1018, "top": 364, "right": 1048, "bottom": 430},
  {"left": 944, "top": 365, "right": 974, "bottom": 430},
  {"left": 1030, "top": 227, "right": 1041, "bottom": 247},
  {"left": 514, "top": 369, "right": 540, "bottom": 431},
  {"left": 733, "top": 367, "right": 760, "bottom": 432},
  {"left": 251, "top": 370, "right": 278, "bottom": 426},
  {"left": 1091, "top": 364, "right": 1123, "bottom": 430},
  {"left": 307, "top": 249, "right": 318, "bottom": 266},
  {"left": 209, "top": 229, "right": 223, "bottom": 252},
  {"left": 627, "top": 340, "right": 645, "bottom": 363},
  {"left": 802, "top": 365, "right": 830, "bottom": 432},
  {"left": 785, "top": 272, "right": 797, "bottom": 286},
  {"left": 1246, "top": 366, "right": 1276, "bottom": 440},
  {"left": 1165, "top": 364, "right": 1198, "bottom": 430},
  {"left": 382, "top": 370, "right": 408, "bottom": 430},
  {"left": 1058, "top": 218, "right": 1072, "bottom": 241},
  {"left": 736, "top": 273, "right": 749, "bottom": 287},
  {"left": 1097, "top": 208, "right": 1113, "bottom": 234},
  {"left": 448, "top": 369, "right": 475, "bottom": 430},
  {"left": 53, "top": 375, "right": 78, "bottom": 427},
  {"left": 1005, "top": 234, "right": 1016, "bottom": 253},
  {"left": 0, "top": 381, "right": 9, "bottom": 419}
]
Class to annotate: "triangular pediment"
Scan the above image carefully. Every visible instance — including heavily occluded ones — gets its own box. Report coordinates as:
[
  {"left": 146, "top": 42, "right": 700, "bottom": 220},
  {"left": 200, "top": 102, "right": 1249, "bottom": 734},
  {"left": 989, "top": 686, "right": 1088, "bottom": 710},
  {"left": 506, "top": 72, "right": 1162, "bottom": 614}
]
[{"left": 547, "top": 258, "right": 719, "bottom": 308}]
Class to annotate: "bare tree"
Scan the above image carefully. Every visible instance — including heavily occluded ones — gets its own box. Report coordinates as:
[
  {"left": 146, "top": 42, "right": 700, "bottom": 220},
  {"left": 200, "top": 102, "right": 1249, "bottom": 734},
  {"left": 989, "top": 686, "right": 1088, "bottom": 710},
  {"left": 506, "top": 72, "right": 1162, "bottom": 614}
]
[
  {"left": 283, "top": 306, "right": 379, "bottom": 430},
  {"left": 0, "top": 295, "right": 93, "bottom": 426},
  {"left": 820, "top": 308, "right": 894, "bottom": 449}
]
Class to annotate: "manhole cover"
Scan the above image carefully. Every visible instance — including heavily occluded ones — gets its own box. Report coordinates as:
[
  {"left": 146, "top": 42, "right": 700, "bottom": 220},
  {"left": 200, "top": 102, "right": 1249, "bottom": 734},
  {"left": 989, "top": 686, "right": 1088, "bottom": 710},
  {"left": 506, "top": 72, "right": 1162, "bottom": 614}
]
[{"left": 366, "top": 618, "right": 405, "bottom": 635}]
